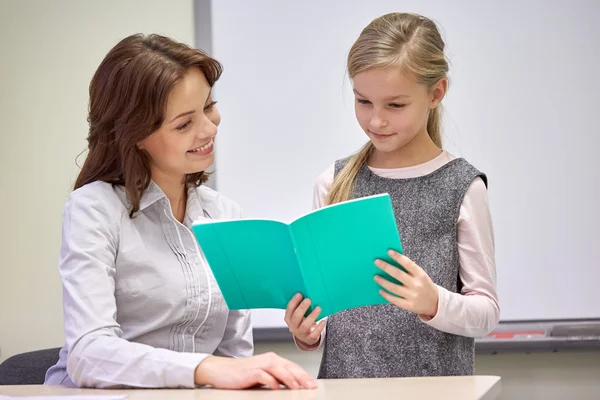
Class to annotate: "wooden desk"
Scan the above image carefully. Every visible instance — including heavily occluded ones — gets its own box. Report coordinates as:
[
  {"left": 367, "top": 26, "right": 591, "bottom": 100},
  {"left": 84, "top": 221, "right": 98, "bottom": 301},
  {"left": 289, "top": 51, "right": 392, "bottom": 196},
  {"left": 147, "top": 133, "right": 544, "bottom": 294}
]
[{"left": 0, "top": 375, "right": 501, "bottom": 400}]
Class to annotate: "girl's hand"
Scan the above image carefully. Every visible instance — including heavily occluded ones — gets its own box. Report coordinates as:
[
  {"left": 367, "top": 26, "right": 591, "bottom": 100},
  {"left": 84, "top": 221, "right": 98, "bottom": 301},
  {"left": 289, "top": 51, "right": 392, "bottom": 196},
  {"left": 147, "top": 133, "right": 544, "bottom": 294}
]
[
  {"left": 374, "top": 250, "right": 439, "bottom": 318},
  {"left": 284, "top": 294, "right": 326, "bottom": 348}
]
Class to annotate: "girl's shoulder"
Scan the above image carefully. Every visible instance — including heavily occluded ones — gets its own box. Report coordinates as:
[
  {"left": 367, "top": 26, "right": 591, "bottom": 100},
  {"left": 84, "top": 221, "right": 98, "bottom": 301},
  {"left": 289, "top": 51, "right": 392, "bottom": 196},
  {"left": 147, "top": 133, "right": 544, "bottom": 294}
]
[{"left": 312, "top": 163, "right": 335, "bottom": 209}]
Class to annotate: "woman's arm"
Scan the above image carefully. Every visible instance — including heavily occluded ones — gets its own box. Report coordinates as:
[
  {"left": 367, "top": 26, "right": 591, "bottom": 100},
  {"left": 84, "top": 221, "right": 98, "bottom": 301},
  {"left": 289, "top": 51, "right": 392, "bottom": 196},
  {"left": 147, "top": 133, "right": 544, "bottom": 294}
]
[
  {"left": 213, "top": 310, "right": 253, "bottom": 358},
  {"left": 60, "top": 187, "right": 208, "bottom": 388}
]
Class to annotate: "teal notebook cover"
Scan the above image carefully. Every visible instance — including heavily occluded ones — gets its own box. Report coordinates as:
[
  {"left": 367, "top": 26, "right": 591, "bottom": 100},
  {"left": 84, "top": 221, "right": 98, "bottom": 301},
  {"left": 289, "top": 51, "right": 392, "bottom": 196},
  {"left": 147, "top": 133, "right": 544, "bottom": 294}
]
[{"left": 191, "top": 193, "right": 403, "bottom": 318}]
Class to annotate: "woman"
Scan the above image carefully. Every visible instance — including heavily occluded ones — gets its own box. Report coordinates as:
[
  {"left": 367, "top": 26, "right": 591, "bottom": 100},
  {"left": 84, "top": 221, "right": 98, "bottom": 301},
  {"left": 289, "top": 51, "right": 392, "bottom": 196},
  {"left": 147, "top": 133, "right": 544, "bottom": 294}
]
[{"left": 44, "top": 33, "right": 316, "bottom": 390}]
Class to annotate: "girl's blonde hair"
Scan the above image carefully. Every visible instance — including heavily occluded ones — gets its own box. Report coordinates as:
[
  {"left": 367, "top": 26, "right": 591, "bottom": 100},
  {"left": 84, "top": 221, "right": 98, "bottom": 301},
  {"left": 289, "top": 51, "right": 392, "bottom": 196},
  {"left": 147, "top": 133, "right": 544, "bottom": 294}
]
[{"left": 327, "top": 13, "right": 449, "bottom": 205}]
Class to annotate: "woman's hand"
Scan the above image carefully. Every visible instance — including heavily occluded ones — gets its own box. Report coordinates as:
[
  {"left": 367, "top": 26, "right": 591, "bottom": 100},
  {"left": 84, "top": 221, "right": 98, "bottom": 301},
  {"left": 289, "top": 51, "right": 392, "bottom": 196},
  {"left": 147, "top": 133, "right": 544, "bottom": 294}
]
[
  {"left": 194, "top": 352, "right": 317, "bottom": 390},
  {"left": 374, "top": 250, "right": 439, "bottom": 318},
  {"left": 284, "top": 294, "right": 326, "bottom": 348}
]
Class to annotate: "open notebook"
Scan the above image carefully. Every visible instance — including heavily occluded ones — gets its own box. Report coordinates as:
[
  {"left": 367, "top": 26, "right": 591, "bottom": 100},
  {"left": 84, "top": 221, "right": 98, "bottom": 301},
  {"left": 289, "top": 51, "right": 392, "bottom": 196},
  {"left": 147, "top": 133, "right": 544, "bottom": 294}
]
[{"left": 192, "top": 193, "right": 404, "bottom": 318}]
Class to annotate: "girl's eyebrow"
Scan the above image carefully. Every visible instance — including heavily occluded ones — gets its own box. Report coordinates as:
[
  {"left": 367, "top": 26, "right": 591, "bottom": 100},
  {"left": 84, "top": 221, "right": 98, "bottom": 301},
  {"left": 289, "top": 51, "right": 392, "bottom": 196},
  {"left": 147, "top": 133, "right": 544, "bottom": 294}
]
[{"left": 353, "top": 88, "right": 410, "bottom": 100}]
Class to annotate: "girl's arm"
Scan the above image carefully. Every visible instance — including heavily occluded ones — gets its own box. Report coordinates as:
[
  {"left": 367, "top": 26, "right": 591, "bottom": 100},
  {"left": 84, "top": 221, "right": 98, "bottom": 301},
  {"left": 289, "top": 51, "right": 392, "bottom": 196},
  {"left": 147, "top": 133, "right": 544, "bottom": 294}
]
[{"left": 419, "top": 177, "right": 500, "bottom": 337}]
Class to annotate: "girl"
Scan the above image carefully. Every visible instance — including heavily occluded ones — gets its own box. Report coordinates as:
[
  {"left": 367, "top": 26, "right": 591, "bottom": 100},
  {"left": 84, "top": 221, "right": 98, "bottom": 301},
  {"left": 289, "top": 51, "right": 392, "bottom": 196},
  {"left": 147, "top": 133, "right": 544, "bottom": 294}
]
[
  {"left": 285, "top": 12, "right": 500, "bottom": 378},
  {"left": 44, "top": 34, "right": 316, "bottom": 390}
]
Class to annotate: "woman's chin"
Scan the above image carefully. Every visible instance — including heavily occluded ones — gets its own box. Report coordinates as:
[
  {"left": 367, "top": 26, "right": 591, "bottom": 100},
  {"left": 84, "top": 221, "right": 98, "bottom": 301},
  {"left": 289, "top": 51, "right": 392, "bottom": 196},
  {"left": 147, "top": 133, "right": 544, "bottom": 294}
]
[{"left": 184, "top": 156, "right": 215, "bottom": 176}]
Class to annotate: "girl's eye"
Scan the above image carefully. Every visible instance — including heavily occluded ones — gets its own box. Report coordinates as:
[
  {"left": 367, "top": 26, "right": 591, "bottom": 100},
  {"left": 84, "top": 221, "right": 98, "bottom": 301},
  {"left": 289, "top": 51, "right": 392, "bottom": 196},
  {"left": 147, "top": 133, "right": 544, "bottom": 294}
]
[
  {"left": 389, "top": 103, "right": 406, "bottom": 109},
  {"left": 357, "top": 99, "right": 371, "bottom": 105}
]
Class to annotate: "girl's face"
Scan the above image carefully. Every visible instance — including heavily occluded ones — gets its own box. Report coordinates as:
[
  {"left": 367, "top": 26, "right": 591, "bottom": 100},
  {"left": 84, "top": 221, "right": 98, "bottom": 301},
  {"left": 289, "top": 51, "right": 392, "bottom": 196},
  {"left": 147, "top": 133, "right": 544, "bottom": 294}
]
[{"left": 352, "top": 66, "right": 446, "bottom": 157}]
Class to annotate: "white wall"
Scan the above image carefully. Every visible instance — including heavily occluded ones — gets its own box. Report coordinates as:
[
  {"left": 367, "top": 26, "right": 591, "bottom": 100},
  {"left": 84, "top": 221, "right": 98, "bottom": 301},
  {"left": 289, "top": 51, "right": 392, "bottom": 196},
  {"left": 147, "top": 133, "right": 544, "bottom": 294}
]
[
  {"left": 210, "top": 0, "right": 600, "bottom": 328},
  {"left": 0, "top": 0, "right": 195, "bottom": 362}
]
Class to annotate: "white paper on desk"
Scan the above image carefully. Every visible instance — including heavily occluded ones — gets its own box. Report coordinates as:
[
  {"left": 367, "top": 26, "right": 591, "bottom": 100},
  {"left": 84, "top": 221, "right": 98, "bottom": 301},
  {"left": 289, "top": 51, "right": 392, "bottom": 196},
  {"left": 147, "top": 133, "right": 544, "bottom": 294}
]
[{"left": 0, "top": 396, "right": 127, "bottom": 400}]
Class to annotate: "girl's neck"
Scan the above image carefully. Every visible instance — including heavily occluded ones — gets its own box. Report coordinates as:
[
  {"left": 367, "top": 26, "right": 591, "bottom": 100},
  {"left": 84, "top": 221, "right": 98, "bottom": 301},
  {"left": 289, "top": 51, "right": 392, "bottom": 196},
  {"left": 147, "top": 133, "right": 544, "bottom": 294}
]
[{"left": 368, "top": 129, "right": 442, "bottom": 169}]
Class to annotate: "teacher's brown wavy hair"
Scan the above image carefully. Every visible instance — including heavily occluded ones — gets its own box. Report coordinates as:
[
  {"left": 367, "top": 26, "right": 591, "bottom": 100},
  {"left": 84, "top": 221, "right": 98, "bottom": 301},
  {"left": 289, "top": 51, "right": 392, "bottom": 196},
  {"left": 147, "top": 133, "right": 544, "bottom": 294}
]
[{"left": 74, "top": 33, "right": 222, "bottom": 216}]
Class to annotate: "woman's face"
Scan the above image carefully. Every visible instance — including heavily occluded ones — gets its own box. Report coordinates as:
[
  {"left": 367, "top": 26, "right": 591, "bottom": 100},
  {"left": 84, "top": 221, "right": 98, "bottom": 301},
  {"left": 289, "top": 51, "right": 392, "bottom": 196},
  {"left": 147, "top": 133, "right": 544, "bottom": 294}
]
[{"left": 138, "top": 67, "right": 221, "bottom": 181}]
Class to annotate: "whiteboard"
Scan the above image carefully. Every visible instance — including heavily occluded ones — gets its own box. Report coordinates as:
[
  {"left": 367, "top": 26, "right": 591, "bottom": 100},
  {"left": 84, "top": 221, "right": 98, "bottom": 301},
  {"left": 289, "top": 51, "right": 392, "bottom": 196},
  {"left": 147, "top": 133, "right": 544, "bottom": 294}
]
[{"left": 209, "top": 0, "right": 600, "bottom": 328}]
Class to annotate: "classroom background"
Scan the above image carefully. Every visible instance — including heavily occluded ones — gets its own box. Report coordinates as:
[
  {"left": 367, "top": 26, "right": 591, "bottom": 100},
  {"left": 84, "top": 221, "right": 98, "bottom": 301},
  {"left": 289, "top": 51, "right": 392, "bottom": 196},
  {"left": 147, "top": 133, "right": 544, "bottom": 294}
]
[{"left": 1, "top": 1, "right": 598, "bottom": 399}]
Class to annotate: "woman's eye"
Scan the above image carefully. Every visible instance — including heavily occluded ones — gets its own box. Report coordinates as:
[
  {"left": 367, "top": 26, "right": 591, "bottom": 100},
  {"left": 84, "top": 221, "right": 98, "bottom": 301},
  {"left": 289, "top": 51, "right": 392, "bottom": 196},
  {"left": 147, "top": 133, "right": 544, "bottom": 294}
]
[
  {"left": 176, "top": 120, "right": 192, "bottom": 131},
  {"left": 204, "top": 100, "right": 218, "bottom": 111}
]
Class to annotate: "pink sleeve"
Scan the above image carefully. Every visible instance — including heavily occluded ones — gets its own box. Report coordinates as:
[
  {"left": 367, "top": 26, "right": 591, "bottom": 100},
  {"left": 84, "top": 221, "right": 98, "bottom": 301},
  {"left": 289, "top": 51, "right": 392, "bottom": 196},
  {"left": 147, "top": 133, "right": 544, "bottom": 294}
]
[
  {"left": 293, "top": 323, "right": 327, "bottom": 351},
  {"left": 312, "top": 164, "right": 334, "bottom": 210},
  {"left": 419, "top": 177, "right": 500, "bottom": 337}
]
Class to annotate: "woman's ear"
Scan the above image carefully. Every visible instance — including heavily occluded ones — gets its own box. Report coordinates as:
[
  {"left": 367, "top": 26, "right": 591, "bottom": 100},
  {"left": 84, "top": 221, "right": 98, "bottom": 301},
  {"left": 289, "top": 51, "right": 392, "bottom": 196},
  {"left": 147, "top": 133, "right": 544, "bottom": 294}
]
[{"left": 430, "top": 78, "right": 448, "bottom": 109}]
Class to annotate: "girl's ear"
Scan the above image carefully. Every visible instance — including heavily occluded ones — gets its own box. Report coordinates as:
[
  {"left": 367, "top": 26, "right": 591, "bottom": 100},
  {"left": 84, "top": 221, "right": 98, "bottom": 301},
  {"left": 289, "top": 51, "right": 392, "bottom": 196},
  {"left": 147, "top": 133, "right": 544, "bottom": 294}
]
[{"left": 430, "top": 78, "right": 448, "bottom": 109}]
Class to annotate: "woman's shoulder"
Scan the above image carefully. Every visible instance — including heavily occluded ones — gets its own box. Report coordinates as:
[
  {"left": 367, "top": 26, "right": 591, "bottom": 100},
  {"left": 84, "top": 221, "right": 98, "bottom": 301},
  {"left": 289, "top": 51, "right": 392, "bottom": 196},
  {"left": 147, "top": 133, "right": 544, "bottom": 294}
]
[
  {"left": 66, "top": 181, "right": 126, "bottom": 219},
  {"left": 195, "top": 185, "right": 243, "bottom": 219},
  {"left": 70, "top": 180, "right": 116, "bottom": 196}
]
